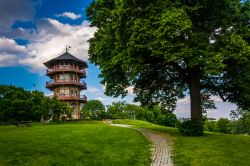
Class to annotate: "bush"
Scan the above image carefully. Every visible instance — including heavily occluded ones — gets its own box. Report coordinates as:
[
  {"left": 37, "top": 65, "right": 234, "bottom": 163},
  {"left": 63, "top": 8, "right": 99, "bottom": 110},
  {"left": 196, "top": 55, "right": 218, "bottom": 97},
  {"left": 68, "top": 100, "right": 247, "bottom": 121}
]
[
  {"left": 231, "top": 109, "right": 250, "bottom": 135},
  {"left": 204, "top": 120, "right": 217, "bottom": 132},
  {"left": 179, "top": 119, "right": 203, "bottom": 136},
  {"left": 157, "top": 114, "right": 178, "bottom": 127},
  {"left": 217, "top": 118, "right": 232, "bottom": 134}
]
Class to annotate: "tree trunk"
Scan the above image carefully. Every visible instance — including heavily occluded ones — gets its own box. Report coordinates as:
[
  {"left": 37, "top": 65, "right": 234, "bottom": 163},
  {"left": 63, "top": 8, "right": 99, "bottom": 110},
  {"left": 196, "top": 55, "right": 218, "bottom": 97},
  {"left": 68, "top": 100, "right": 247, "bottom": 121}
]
[{"left": 189, "top": 67, "right": 202, "bottom": 123}]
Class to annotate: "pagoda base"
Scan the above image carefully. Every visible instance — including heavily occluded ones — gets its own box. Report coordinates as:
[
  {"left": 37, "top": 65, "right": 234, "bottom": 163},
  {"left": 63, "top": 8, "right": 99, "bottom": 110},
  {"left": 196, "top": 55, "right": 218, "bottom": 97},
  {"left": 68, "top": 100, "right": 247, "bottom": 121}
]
[{"left": 67, "top": 101, "right": 82, "bottom": 119}]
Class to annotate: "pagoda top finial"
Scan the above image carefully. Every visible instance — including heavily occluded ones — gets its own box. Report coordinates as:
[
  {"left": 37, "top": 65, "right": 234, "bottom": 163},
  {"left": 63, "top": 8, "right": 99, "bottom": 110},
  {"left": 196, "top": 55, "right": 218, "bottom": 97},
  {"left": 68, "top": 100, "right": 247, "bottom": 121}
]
[{"left": 65, "top": 45, "right": 71, "bottom": 53}]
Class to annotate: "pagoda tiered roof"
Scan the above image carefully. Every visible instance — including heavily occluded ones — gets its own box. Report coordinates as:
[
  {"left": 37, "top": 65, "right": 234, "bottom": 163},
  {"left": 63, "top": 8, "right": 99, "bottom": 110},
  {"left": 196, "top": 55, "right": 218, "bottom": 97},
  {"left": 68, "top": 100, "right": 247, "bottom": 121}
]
[{"left": 44, "top": 52, "right": 88, "bottom": 68}]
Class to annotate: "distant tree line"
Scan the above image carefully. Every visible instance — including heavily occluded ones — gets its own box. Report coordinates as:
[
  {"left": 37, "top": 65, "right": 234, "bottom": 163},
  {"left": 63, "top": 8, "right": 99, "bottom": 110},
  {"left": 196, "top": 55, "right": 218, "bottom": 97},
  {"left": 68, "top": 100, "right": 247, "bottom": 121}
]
[
  {"left": 0, "top": 85, "right": 72, "bottom": 123},
  {"left": 81, "top": 100, "right": 178, "bottom": 127},
  {"left": 1, "top": 85, "right": 249, "bottom": 134},
  {"left": 82, "top": 99, "right": 250, "bottom": 135},
  {"left": 204, "top": 108, "right": 250, "bottom": 135}
]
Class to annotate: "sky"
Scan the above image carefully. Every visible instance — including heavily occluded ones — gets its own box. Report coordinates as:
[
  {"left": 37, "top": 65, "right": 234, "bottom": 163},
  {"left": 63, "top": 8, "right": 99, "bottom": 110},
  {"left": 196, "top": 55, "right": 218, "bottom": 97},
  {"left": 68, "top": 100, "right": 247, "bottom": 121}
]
[{"left": 0, "top": 0, "right": 237, "bottom": 119}]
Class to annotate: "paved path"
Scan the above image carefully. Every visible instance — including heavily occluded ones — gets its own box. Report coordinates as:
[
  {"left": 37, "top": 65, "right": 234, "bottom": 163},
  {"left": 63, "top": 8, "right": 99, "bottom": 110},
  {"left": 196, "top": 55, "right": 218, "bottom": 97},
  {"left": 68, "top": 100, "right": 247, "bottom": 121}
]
[
  {"left": 138, "top": 129, "right": 173, "bottom": 166},
  {"left": 110, "top": 124, "right": 132, "bottom": 128},
  {"left": 109, "top": 122, "right": 173, "bottom": 166}
]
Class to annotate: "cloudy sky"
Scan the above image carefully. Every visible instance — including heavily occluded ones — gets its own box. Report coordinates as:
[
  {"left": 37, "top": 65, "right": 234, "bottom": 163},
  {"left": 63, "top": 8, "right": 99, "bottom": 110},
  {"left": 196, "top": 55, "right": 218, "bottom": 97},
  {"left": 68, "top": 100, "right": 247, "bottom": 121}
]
[{"left": 0, "top": 0, "right": 237, "bottom": 119}]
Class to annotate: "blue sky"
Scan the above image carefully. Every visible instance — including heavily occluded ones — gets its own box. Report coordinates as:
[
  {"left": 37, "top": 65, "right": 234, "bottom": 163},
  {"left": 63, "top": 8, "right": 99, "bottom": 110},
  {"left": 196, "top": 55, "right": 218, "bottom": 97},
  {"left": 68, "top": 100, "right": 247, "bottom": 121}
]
[
  {"left": 0, "top": 0, "right": 237, "bottom": 119},
  {"left": 0, "top": 0, "right": 134, "bottom": 105}
]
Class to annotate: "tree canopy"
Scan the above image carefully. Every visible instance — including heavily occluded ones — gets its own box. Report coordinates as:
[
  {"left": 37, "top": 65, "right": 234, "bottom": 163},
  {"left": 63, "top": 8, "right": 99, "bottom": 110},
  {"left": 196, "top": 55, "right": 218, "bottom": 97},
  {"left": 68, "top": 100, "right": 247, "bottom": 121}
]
[
  {"left": 87, "top": 0, "right": 250, "bottom": 134},
  {"left": 81, "top": 100, "right": 105, "bottom": 119},
  {"left": 0, "top": 85, "right": 71, "bottom": 122}
]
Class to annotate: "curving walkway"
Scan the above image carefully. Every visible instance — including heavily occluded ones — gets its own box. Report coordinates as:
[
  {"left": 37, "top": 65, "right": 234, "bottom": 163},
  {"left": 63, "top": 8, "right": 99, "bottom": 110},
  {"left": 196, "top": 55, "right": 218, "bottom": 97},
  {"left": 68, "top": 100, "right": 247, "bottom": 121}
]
[
  {"left": 138, "top": 129, "right": 173, "bottom": 166},
  {"left": 110, "top": 123, "right": 173, "bottom": 166}
]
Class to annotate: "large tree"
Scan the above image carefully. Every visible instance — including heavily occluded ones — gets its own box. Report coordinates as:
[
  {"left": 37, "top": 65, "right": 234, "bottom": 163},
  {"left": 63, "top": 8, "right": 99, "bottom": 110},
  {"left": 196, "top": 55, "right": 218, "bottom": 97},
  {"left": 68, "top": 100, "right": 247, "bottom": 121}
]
[{"left": 86, "top": 0, "right": 250, "bottom": 132}]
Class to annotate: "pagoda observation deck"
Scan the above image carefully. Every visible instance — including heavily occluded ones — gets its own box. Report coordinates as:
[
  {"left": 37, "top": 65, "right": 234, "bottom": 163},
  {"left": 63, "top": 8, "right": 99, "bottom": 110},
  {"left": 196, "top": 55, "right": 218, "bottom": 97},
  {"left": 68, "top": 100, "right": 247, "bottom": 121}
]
[
  {"left": 45, "top": 80, "right": 87, "bottom": 90},
  {"left": 46, "top": 68, "right": 86, "bottom": 78},
  {"left": 44, "top": 50, "right": 88, "bottom": 119}
]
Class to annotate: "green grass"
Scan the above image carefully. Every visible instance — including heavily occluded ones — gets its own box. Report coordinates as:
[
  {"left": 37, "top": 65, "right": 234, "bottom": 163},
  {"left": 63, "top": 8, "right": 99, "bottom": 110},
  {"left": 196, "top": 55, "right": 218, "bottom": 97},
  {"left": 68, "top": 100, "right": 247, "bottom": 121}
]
[
  {"left": 113, "top": 119, "right": 250, "bottom": 166},
  {"left": 0, "top": 121, "right": 150, "bottom": 166}
]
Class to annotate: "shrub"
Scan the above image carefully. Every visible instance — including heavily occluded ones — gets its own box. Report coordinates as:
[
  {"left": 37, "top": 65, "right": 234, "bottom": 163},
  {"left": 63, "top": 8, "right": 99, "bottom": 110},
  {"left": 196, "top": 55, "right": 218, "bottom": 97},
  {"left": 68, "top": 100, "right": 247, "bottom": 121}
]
[
  {"left": 179, "top": 119, "right": 203, "bottom": 136},
  {"left": 157, "top": 114, "right": 178, "bottom": 127},
  {"left": 217, "top": 118, "right": 232, "bottom": 134},
  {"left": 204, "top": 120, "right": 217, "bottom": 132}
]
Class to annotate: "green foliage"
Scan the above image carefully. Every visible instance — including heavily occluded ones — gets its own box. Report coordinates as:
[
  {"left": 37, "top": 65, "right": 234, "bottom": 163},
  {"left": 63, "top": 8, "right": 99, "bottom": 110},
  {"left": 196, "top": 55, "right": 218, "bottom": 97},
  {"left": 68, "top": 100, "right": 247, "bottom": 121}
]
[
  {"left": 157, "top": 113, "right": 178, "bottom": 127},
  {"left": 203, "top": 109, "right": 250, "bottom": 135},
  {"left": 81, "top": 100, "right": 105, "bottom": 120},
  {"left": 0, "top": 85, "right": 72, "bottom": 122},
  {"left": 230, "top": 108, "right": 250, "bottom": 134},
  {"left": 203, "top": 120, "right": 217, "bottom": 132},
  {"left": 0, "top": 85, "right": 42, "bottom": 122},
  {"left": 106, "top": 101, "right": 127, "bottom": 119},
  {"left": 86, "top": 0, "right": 250, "bottom": 131},
  {"left": 216, "top": 118, "right": 232, "bottom": 134},
  {"left": 178, "top": 120, "right": 203, "bottom": 136},
  {"left": 81, "top": 100, "right": 178, "bottom": 127},
  {"left": 105, "top": 102, "right": 178, "bottom": 127},
  {"left": 141, "top": 106, "right": 178, "bottom": 127}
]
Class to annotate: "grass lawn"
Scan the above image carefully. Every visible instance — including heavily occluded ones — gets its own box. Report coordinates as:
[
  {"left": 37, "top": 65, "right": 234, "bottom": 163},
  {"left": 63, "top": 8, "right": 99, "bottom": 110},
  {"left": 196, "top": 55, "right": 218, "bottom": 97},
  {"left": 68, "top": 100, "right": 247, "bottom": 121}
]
[
  {"left": 114, "top": 119, "right": 250, "bottom": 166},
  {"left": 0, "top": 121, "right": 150, "bottom": 166}
]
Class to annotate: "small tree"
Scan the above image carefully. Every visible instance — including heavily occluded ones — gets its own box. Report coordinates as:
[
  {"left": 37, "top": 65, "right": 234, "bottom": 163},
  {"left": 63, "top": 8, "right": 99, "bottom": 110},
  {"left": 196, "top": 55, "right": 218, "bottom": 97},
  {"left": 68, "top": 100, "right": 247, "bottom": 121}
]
[
  {"left": 0, "top": 85, "right": 42, "bottom": 122},
  {"left": 81, "top": 100, "right": 105, "bottom": 120},
  {"left": 106, "top": 101, "right": 127, "bottom": 119},
  {"left": 217, "top": 118, "right": 232, "bottom": 134},
  {"left": 40, "top": 97, "right": 53, "bottom": 121},
  {"left": 230, "top": 108, "right": 250, "bottom": 134}
]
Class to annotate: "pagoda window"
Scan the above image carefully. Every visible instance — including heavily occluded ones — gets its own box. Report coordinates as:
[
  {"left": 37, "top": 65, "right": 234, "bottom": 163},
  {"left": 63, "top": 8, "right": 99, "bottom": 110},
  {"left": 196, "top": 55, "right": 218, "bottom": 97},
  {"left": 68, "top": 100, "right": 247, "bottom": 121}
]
[
  {"left": 59, "top": 74, "right": 70, "bottom": 81},
  {"left": 72, "top": 75, "right": 77, "bottom": 82},
  {"left": 59, "top": 89, "right": 65, "bottom": 96},
  {"left": 65, "top": 89, "right": 70, "bottom": 97},
  {"left": 71, "top": 90, "right": 77, "bottom": 97},
  {"left": 65, "top": 63, "right": 70, "bottom": 69},
  {"left": 59, "top": 74, "right": 64, "bottom": 81},
  {"left": 59, "top": 63, "right": 64, "bottom": 69},
  {"left": 65, "top": 74, "right": 68, "bottom": 81}
]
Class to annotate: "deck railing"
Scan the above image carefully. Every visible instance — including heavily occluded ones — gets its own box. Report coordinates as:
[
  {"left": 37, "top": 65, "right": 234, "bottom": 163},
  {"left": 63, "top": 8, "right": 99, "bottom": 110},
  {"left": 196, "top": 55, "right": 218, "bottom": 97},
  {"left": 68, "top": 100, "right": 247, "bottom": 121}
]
[
  {"left": 46, "top": 80, "right": 87, "bottom": 88},
  {"left": 56, "top": 95, "right": 87, "bottom": 101},
  {"left": 46, "top": 68, "right": 85, "bottom": 75}
]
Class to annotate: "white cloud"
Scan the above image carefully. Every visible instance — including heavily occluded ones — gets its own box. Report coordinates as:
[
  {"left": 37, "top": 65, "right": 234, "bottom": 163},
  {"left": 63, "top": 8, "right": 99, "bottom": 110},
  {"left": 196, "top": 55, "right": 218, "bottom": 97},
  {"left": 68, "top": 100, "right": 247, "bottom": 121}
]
[
  {"left": 0, "top": 19, "right": 97, "bottom": 72},
  {"left": 23, "top": 19, "right": 96, "bottom": 72},
  {"left": 96, "top": 96, "right": 108, "bottom": 102},
  {"left": 56, "top": 12, "right": 82, "bottom": 20},
  {"left": 0, "top": 0, "right": 35, "bottom": 35},
  {"left": 0, "top": 53, "right": 18, "bottom": 67},
  {"left": 177, "top": 96, "right": 190, "bottom": 104},
  {"left": 177, "top": 95, "right": 223, "bottom": 105},
  {"left": 0, "top": 37, "right": 26, "bottom": 66},
  {"left": 175, "top": 95, "right": 237, "bottom": 119},
  {"left": 44, "top": 92, "right": 53, "bottom": 97},
  {"left": 125, "top": 86, "right": 135, "bottom": 96},
  {"left": 101, "top": 85, "right": 106, "bottom": 92},
  {"left": 0, "top": 37, "right": 26, "bottom": 53},
  {"left": 210, "top": 96, "right": 223, "bottom": 102},
  {"left": 83, "top": 84, "right": 138, "bottom": 105},
  {"left": 86, "top": 86, "right": 103, "bottom": 96}
]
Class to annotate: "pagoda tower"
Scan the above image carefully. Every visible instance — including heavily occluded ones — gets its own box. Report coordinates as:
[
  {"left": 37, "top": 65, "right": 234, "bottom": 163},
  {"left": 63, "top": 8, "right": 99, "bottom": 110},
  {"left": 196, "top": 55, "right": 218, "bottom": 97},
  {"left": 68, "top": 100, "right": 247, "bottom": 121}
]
[{"left": 44, "top": 48, "right": 87, "bottom": 119}]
